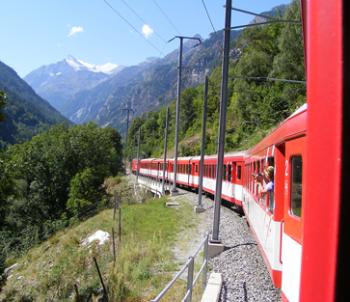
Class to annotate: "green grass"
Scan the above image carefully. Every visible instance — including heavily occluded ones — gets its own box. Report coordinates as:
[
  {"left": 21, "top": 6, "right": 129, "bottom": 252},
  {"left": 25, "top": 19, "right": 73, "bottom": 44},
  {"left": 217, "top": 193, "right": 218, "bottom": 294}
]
[{"left": 1, "top": 196, "right": 199, "bottom": 301}]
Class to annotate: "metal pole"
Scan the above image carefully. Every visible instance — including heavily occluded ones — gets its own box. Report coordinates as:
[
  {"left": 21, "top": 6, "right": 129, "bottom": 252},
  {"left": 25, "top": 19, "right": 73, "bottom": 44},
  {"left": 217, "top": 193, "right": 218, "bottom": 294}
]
[
  {"left": 171, "top": 37, "right": 183, "bottom": 194},
  {"left": 212, "top": 0, "right": 232, "bottom": 242},
  {"left": 121, "top": 105, "right": 134, "bottom": 156},
  {"left": 125, "top": 106, "right": 130, "bottom": 146},
  {"left": 202, "top": 233, "right": 209, "bottom": 289},
  {"left": 186, "top": 256, "right": 194, "bottom": 302},
  {"left": 136, "top": 127, "right": 141, "bottom": 184},
  {"left": 168, "top": 36, "right": 201, "bottom": 194},
  {"left": 197, "top": 76, "right": 208, "bottom": 210},
  {"left": 162, "top": 107, "right": 169, "bottom": 195}
]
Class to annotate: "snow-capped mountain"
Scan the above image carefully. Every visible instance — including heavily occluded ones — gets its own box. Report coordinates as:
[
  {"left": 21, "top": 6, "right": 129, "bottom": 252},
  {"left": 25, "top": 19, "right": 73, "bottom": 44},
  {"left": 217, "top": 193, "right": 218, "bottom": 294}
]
[
  {"left": 24, "top": 56, "right": 123, "bottom": 113},
  {"left": 64, "top": 55, "right": 121, "bottom": 75}
]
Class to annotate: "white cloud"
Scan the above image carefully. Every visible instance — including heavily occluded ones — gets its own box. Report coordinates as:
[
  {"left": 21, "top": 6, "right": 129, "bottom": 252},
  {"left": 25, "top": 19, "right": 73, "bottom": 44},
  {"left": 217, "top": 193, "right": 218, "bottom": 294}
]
[
  {"left": 68, "top": 26, "right": 84, "bottom": 37},
  {"left": 142, "top": 24, "right": 154, "bottom": 38}
]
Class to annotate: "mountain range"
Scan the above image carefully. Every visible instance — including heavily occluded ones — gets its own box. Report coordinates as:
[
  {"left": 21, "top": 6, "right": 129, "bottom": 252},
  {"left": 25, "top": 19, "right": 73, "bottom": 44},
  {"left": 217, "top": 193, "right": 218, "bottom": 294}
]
[
  {"left": 0, "top": 60, "right": 68, "bottom": 146},
  {"left": 25, "top": 31, "right": 240, "bottom": 133},
  {"left": 24, "top": 56, "right": 123, "bottom": 114},
  {"left": 23, "top": 4, "right": 288, "bottom": 136}
]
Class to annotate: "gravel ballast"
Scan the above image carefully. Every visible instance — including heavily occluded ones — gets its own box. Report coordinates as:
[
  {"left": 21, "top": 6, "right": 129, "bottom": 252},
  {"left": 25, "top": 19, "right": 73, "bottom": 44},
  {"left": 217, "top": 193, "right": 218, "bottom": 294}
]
[{"left": 169, "top": 186, "right": 281, "bottom": 302}]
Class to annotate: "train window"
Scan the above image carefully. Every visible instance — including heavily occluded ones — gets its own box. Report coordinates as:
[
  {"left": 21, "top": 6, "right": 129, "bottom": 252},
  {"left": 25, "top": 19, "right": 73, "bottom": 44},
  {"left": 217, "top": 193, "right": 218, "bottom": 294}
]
[
  {"left": 237, "top": 165, "right": 241, "bottom": 180},
  {"left": 195, "top": 165, "right": 198, "bottom": 173},
  {"left": 268, "top": 157, "right": 275, "bottom": 167},
  {"left": 290, "top": 155, "right": 303, "bottom": 217},
  {"left": 223, "top": 165, "right": 227, "bottom": 180},
  {"left": 228, "top": 165, "right": 232, "bottom": 182},
  {"left": 257, "top": 161, "right": 260, "bottom": 174}
]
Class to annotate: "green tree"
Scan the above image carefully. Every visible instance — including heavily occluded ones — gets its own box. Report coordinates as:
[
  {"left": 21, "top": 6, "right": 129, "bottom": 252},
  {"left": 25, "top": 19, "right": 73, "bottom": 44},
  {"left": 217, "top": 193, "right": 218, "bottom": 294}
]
[
  {"left": 66, "top": 168, "right": 101, "bottom": 219},
  {"left": 2, "top": 123, "right": 123, "bottom": 255},
  {"left": 180, "top": 88, "right": 197, "bottom": 135},
  {"left": 0, "top": 91, "right": 5, "bottom": 122}
]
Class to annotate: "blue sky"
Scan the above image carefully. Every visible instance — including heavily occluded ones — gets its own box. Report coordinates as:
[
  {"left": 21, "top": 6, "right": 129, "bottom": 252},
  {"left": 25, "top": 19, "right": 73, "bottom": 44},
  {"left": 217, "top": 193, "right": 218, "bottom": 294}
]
[{"left": 0, "top": 0, "right": 291, "bottom": 77}]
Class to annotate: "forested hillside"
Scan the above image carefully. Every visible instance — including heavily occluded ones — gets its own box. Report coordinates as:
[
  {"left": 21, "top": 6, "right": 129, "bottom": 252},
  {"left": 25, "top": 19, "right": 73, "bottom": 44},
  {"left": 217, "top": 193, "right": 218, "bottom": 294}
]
[
  {"left": 0, "top": 123, "right": 123, "bottom": 267},
  {"left": 125, "top": 1, "right": 305, "bottom": 158},
  {"left": 0, "top": 61, "right": 69, "bottom": 147}
]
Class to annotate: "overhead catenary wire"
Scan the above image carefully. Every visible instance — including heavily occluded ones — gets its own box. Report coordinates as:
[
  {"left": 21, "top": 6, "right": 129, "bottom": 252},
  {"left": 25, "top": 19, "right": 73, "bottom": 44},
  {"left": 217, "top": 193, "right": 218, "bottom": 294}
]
[
  {"left": 152, "top": 0, "right": 181, "bottom": 36},
  {"left": 103, "top": 0, "right": 164, "bottom": 55},
  {"left": 233, "top": 76, "right": 306, "bottom": 84},
  {"left": 231, "top": 7, "right": 282, "bottom": 21},
  {"left": 119, "top": 0, "right": 167, "bottom": 43},
  {"left": 201, "top": 0, "right": 217, "bottom": 33},
  {"left": 231, "top": 20, "right": 301, "bottom": 30}
]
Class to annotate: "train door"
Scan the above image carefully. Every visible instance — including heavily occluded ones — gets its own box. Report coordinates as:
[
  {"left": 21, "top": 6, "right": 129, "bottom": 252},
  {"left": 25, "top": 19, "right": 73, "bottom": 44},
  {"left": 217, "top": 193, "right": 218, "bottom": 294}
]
[{"left": 281, "top": 136, "right": 306, "bottom": 302}]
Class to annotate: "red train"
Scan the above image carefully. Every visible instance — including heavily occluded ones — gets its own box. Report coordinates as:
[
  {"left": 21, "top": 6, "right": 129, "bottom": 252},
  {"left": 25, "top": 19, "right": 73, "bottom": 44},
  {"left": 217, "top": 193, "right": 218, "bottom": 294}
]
[
  {"left": 132, "top": 104, "right": 306, "bottom": 301},
  {"left": 133, "top": 0, "right": 348, "bottom": 300},
  {"left": 133, "top": 153, "right": 245, "bottom": 206}
]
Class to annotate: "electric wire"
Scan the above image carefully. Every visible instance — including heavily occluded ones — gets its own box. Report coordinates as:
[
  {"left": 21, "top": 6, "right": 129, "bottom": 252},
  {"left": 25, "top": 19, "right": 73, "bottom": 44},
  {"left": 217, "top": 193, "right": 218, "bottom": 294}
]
[
  {"left": 103, "top": 0, "right": 164, "bottom": 55},
  {"left": 231, "top": 7, "right": 280, "bottom": 21},
  {"left": 201, "top": 0, "right": 217, "bottom": 33},
  {"left": 119, "top": 0, "right": 167, "bottom": 43},
  {"left": 152, "top": 0, "right": 181, "bottom": 36},
  {"left": 231, "top": 20, "right": 300, "bottom": 30},
  {"left": 233, "top": 76, "right": 306, "bottom": 84}
]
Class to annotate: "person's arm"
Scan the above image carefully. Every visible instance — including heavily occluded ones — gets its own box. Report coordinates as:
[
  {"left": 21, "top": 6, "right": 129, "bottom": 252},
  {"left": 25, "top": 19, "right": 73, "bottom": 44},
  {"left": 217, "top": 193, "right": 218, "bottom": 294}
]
[{"left": 260, "top": 181, "right": 273, "bottom": 195}]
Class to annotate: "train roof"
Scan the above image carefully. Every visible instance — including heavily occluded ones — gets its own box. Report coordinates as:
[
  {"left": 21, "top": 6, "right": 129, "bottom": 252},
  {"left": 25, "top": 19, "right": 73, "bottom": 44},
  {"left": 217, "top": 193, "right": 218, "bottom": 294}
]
[
  {"left": 247, "top": 103, "right": 307, "bottom": 155},
  {"left": 170, "top": 151, "right": 245, "bottom": 161}
]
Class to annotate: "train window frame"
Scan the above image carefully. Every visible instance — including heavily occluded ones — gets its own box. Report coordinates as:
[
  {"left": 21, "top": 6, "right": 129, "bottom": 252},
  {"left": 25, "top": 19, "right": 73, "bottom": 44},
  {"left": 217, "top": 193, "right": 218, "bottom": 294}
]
[{"left": 290, "top": 155, "right": 303, "bottom": 218}]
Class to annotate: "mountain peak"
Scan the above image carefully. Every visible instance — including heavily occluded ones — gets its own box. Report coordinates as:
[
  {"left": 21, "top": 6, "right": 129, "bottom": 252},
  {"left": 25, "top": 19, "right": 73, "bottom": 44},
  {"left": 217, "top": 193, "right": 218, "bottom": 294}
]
[{"left": 64, "top": 55, "right": 121, "bottom": 75}]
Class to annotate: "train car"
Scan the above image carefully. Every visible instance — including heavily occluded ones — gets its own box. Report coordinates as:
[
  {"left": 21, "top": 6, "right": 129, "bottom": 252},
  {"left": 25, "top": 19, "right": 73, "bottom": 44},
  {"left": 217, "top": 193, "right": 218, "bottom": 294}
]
[
  {"left": 242, "top": 104, "right": 307, "bottom": 301},
  {"left": 299, "top": 1, "right": 348, "bottom": 301},
  {"left": 200, "top": 153, "right": 245, "bottom": 206},
  {"left": 134, "top": 153, "right": 244, "bottom": 206}
]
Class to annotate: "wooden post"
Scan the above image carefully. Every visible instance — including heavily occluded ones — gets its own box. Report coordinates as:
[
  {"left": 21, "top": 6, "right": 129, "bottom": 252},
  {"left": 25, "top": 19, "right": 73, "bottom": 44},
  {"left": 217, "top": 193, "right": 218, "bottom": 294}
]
[
  {"left": 112, "top": 227, "right": 116, "bottom": 264},
  {"left": 118, "top": 207, "right": 122, "bottom": 243},
  {"left": 113, "top": 196, "right": 117, "bottom": 220},
  {"left": 93, "top": 257, "right": 109, "bottom": 301},
  {"left": 74, "top": 284, "right": 82, "bottom": 302}
]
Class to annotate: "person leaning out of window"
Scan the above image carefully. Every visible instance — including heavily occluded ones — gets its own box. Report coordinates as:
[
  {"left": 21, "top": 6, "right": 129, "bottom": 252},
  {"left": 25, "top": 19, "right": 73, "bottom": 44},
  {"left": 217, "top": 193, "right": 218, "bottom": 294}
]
[{"left": 253, "top": 166, "right": 274, "bottom": 199}]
